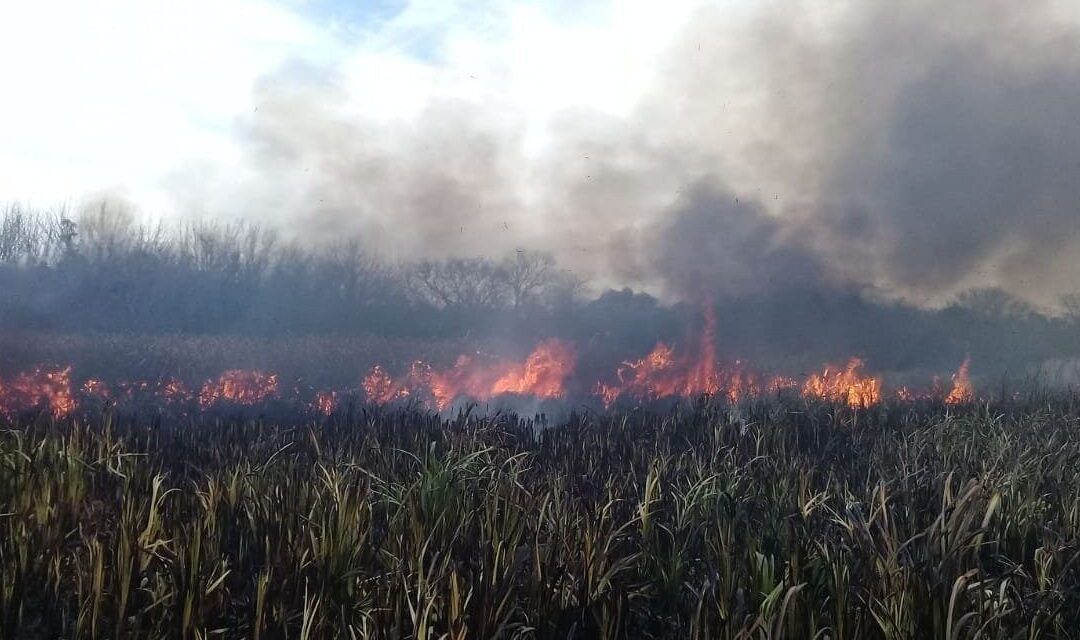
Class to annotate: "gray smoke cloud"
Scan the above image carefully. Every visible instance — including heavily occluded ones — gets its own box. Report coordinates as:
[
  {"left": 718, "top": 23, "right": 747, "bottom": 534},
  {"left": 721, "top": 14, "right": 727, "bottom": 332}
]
[
  {"left": 614, "top": 183, "right": 827, "bottom": 299},
  {"left": 183, "top": 0, "right": 1080, "bottom": 309}
]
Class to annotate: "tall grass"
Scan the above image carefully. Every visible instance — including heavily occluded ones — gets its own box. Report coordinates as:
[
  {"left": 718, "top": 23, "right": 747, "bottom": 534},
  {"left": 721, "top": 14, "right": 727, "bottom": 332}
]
[{"left": 1, "top": 398, "right": 1079, "bottom": 638}]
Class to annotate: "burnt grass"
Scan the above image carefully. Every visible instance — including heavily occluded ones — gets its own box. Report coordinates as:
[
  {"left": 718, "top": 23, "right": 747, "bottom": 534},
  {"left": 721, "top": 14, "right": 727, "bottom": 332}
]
[{"left": 2, "top": 397, "right": 1080, "bottom": 638}]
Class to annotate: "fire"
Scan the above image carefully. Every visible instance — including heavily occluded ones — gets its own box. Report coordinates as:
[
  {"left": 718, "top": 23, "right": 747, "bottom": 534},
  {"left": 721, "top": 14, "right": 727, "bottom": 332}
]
[
  {"left": 0, "top": 355, "right": 976, "bottom": 416},
  {"left": 0, "top": 366, "right": 75, "bottom": 418},
  {"left": 428, "top": 339, "right": 575, "bottom": 410},
  {"left": 161, "top": 379, "right": 192, "bottom": 403},
  {"left": 360, "top": 341, "right": 576, "bottom": 410},
  {"left": 313, "top": 391, "right": 337, "bottom": 415},
  {"left": 945, "top": 357, "right": 973, "bottom": 405},
  {"left": 363, "top": 365, "right": 405, "bottom": 404},
  {"left": 81, "top": 378, "right": 111, "bottom": 400},
  {"left": 801, "top": 358, "right": 881, "bottom": 408},
  {"left": 199, "top": 370, "right": 279, "bottom": 407},
  {"left": 428, "top": 355, "right": 490, "bottom": 410},
  {"left": 362, "top": 361, "right": 431, "bottom": 404},
  {"left": 595, "top": 342, "right": 676, "bottom": 405},
  {"left": 595, "top": 305, "right": 756, "bottom": 405},
  {"left": 0, "top": 307, "right": 980, "bottom": 416},
  {"left": 686, "top": 303, "right": 720, "bottom": 394},
  {"left": 491, "top": 339, "right": 576, "bottom": 398}
]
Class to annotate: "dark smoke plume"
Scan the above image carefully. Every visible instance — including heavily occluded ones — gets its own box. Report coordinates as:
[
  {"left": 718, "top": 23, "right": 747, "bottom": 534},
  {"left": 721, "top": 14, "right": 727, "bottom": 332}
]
[{"left": 646, "top": 0, "right": 1080, "bottom": 307}]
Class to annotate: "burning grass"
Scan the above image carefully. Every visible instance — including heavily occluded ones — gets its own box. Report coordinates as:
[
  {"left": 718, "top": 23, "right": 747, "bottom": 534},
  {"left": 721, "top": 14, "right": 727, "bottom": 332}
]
[
  {"left": 0, "top": 353, "right": 971, "bottom": 418},
  {"left": 0, "top": 315, "right": 976, "bottom": 417},
  {"left": 2, "top": 397, "right": 1080, "bottom": 638}
]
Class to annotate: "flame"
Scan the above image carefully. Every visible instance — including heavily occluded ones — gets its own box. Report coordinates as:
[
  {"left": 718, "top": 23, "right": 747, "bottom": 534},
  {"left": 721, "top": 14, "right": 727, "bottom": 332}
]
[
  {"left": 945, "top": 357, "right": 973, "bottom": 405},
  {"left": 313, "top": 390, "right": 337, "bottom": 415},
  {"left": 595, "top": 305, "right": 755, "bottom": 405},
  {"left": 199, "top": 370, "right": 279, "bottom": 407},
  {"left": 895, "top": 386, "right": 915, "bottom": 402},
  {"left": 428, "top": 355, "right": 489, "bottom": 410},
  {"left": 491, "top": 339, "right": 576, "bottom": 398},
  {"left": 161, "top": 379, "right": 192, "bottom": 403},
  {"left": 801, "top": 358, "right": 881, "bottom": 408},
  {"left": 0, "top": 354, "right": 976, "bottom": 415},
  {"left": 0, "top": 307, "right": 981, "bottom": 416},
  {"left": 360, "top": 341, "right": 575, "bottom": 410},
  {"left": 429, "top": 339, "right": 575, "bottom": 410},
  {"left": 362, "top": 361, "right": 431, "bottom": 404},
  {"left": 362, "top": 365, "right": 397, "bottom": 404},
  {"left": 81, "top": 378, "right": 111, "bottom": 400},
  {"left": 686, "top": 303, "right": 720, "bottom": 394},
  {"left": 0, "top": 366, "right": 75, "bottom": 417}
]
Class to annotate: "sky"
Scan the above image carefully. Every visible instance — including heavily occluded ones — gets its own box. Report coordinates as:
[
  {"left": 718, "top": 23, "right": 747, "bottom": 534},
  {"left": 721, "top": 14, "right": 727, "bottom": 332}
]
[
  {"left": 0, "top": 0, "right": 695, "bottom": 213},
  {"left": 3, "top": 0, "right": 1080, "bottom": 310}
]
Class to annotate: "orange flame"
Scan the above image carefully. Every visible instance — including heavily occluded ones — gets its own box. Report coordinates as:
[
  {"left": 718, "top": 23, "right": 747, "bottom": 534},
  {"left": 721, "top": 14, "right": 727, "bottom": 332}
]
[
  {"left": 0, "top": 366, "right": 75, "bottom": 417},
  {"left": 362, "top": 365, "right": 399, "bottom": 405},
  {"left": 161, "top": 379, "right": 192, "bottom": 403},
  {"left": 595, "top": 305, "right": 754, "bottom": 405},
  {"left": 945, "top": 357, "right": 973, "bottom": 405},
  {"left": 199, "top": 369, "right": 279, "bottom": 407},
  {"left": 361, "top": 341, "right": 575, "bottom": 410},
  {"left": 362, "top": 361, "right": 431, "bottom": 404},
  {"left": 895, "top": 386, "right": 915, "bottom": 402},
  {"left": 802, "top": 358, "right": 881, "bottom": 408},
  {"left": 429, "top": 339, "right": 576, "bottom": 410},
  {"left": 491, "top": 339, "right": 577, "bottom": 398},
  {"left": 0, "top": 310, "right": 982, "bottom": 416},
  {"left": 313, "top": 390, "right": 337, "bottom": 415},
  {"left": 81, "top": 378, "right": 111, "bottom": 400}
]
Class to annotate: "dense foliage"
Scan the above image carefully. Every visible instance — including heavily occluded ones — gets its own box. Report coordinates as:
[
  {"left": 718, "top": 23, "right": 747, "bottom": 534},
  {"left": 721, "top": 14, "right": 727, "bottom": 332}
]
[{"left": 2, "top": 398, "right": 1079, "bottom": 638}]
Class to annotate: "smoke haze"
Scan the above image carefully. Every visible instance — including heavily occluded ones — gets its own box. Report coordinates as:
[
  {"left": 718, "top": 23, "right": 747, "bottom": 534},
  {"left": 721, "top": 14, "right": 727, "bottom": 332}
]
[{"left": 176, "top": 0, "right": 1080, "bottom": 310}]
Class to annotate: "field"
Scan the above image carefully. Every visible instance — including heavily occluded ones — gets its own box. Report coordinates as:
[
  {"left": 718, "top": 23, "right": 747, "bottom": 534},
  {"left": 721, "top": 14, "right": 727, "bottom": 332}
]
[{"left": 2, "top": 397, "right": 1080, "bottom": 639}]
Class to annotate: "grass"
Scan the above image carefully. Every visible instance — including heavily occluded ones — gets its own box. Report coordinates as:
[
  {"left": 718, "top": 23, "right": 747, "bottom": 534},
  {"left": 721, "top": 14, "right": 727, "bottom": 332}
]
[{"left": 1, "top": 397, "right": 1079, "bottom": 638}]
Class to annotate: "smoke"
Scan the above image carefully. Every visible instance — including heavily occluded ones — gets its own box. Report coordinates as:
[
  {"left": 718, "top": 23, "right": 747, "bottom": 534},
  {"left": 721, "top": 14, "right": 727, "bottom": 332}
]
[
  {"left": 617, "top": 183, "right": 826, "bottom": 299},
  {"left": 180, "top": 0, "right": 1080, "bottom": 309},
  {"left": 685, "top": 0, "right": 1080, "bottom": 309},
  {"left": 227, "top": 62, "right": 530, "bottom": 261}
]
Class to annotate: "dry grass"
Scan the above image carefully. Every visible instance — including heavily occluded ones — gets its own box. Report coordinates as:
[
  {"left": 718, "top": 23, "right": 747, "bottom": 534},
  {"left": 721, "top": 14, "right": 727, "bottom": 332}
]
[{"left": 1, "top": 398, "right": 1079, "bottom": 638}]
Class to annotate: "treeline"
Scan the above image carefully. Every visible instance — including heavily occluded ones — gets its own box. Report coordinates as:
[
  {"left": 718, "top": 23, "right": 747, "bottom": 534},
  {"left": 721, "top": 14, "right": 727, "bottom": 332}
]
[
  {"left": 0, "top": 204, "right": 589, "bottom": 339},
  {"left": 1, "top": 203, "right": 1079, "bottom": 378}
]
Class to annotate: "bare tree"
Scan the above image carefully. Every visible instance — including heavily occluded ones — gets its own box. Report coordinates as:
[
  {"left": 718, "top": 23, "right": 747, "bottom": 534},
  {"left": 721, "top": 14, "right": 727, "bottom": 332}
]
[
  {"left": 302, "top": 239, "right": 397, "bottom": 304},
  {"left": 176, "top": 221, "right": 277, "bottom": 283},
  {"left": 0, "top": 205, "right": 67, "bottom": 266},
  {"left": 77, "top": 200, "right": 138, "bottom": 262},
  {"left": 542, "top": 268, "right": 587, "bottom": 310},
  {"left": 407, "top": 257, "right": 509, "bottom": 310},
  {"left": 501, "top": 250, "right": 555, "bottom": 310}
]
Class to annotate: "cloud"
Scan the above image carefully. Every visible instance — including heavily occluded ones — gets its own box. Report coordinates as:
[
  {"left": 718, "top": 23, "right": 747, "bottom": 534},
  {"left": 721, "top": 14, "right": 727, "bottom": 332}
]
[{"left": 0, "top": 0, "right": 329, "bottom": 208}]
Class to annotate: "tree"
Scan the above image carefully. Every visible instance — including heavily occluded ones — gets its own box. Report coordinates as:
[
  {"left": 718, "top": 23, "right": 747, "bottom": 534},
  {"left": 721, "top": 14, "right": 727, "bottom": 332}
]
[
  {"left": 407, "top": 257, "right": 509, "bottom": 311},
  {"left": 0, "top": 205, "right": 66, "bottom": 266},
  {"left": 58, "top": 217, "right": 78, "bottom": 260},
  {"left": 501, "top": 250, "right": 555, "bottom": 310}
]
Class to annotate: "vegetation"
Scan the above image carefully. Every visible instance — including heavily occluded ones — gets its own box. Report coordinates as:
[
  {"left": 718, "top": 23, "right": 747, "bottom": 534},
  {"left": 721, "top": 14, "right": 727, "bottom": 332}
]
[
  {"left": 3, "top": 203, "right": 1080, "bottom": 379},
  {"left": 2, "top": 397, "right": 1080, "bottom": 638}
]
